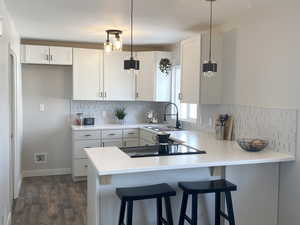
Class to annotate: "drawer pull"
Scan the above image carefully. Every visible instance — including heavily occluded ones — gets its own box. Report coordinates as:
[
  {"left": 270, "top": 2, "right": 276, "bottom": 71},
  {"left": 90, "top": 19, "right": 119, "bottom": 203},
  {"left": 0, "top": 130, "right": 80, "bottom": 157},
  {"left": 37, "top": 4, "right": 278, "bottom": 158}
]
[
  {"left": 85, "top": 146, "right": 92, "bottom": 148},
  {"left": 108, "top": 133, "right": 116, "bottom": 136},
  {"left": 128, "top": 132, "right": 136, "bottom": 135},
  {"left": 84, "top": 165, "right": 88, "bottom": 168},
  {"left": 84, "top": 134, "right": 92, "bottom": 137}
]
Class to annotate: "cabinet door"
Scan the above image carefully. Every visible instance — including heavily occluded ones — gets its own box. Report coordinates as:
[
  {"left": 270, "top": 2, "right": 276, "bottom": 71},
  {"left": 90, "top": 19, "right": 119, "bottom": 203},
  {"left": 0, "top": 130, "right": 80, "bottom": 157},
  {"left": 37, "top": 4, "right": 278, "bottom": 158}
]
[
  {"left": 22, "top": 45, "right": 49, "bottom": 64},
  {"left": 49, "top": 46, "right": 73, "bottom": 65},
  {"left": 180, "top": 35, "right": 201, "bottom": 104},
  {"left": 154, "top": 52, "right": 172, "bottom": 102},
  {"left": 103, "top": 52, "right": 135, "bottom": 101},
  {"left": 102, "top": 140, "right": 123, "bottom": 148},
  {"left": 124, "top": 139, "right": 139, "bottom": 147},
  {"left": 73, "top": 48, "right": 103, "bottom": 100},
  {"left": 135, "top": 52, "right": 155, "bottom": 101}
]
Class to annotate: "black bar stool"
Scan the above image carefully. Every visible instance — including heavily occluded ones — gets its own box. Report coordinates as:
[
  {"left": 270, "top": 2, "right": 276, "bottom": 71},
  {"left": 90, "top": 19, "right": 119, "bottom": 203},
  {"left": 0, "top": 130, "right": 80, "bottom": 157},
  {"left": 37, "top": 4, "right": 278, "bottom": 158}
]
[
  {"left": 178, "top": 179, "right": 237, "bottom": 225},
  {"left": 116, "top": 183, "right": 176, "bottom": 225}
]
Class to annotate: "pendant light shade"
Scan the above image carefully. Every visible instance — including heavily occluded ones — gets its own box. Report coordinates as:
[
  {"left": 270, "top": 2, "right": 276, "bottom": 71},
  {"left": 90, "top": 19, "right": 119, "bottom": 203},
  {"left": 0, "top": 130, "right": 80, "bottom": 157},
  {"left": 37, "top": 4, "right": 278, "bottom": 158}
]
[
  {"left": 124, "top": 0, "right": 140, "bottom": 70},
  {"left": 203, "top": 0, "right": 217, "bottom": 78},
  {"left": 104, "top": 30, "right": 123, "bottom": 52}
]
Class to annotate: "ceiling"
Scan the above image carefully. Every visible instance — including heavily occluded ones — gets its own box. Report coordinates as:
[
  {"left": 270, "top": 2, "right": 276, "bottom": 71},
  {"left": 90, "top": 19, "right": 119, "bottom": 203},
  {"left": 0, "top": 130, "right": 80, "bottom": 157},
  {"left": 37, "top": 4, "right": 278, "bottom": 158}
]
[{"left": 5, "top": 0, "right": 274, "bottom": 45}]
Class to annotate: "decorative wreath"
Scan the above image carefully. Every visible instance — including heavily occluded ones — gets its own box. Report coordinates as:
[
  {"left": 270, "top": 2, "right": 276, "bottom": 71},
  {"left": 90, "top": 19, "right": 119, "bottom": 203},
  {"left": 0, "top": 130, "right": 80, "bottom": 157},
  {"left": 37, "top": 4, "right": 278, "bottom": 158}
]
[{"left": 159, "top": 58, "right": 172, "bottom": 75}]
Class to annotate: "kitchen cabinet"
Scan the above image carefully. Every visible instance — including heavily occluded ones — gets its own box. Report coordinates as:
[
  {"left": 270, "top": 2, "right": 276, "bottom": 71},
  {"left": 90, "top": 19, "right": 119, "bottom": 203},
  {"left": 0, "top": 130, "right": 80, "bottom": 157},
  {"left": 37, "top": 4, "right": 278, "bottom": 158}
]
[
  {"left": 103, "top": 51, "right": 135, "bottom": 101},
  {"left": 21, "top": 45, "right": 72, "bottom": 65},
  {"left": 73, "top": 48, "right": 103, "bottom": 101},
  {"left": 124, "top": 139, "right": 139, "bottom": 147},
  {"left": 180, "top": 33, "right": 222, "bottom": 104},
  {"left": 102, "top": 140, "right": 123, "bottom": 148},
  {"left": 136, "top": 51, "right": 172, "bottom": 102}
]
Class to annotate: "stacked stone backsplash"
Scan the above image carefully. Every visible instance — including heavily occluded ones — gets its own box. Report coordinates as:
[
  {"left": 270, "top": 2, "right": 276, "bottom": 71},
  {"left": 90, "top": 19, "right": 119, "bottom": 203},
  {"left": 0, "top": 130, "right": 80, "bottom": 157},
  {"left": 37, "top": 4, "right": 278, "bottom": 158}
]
[
  {"left": 219, "top": 105, "right": 297, "bottom": 155},
  {"left": 71, "top": 101, "right": 167, "bottom": 125}
]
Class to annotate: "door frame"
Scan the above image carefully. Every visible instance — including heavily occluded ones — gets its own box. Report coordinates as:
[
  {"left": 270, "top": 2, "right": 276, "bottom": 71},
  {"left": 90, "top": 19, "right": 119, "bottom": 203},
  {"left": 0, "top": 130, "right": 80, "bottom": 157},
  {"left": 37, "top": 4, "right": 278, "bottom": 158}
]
[{"left": 8, "top": 45, "right": 18, "bottom": 201}]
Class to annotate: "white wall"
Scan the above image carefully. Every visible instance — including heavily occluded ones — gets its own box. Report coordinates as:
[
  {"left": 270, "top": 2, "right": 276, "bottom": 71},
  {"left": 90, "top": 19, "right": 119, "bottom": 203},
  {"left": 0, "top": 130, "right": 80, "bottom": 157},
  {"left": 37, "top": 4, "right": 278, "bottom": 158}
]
[
  {"left": 22, "top": 64, "right": 73, "bottom": 173},
  {"left": 220, "top": 1, "right": 300, "bottom": 224},
  {"left": 0, "top": 0, "right": 21, "bottom": 224}
]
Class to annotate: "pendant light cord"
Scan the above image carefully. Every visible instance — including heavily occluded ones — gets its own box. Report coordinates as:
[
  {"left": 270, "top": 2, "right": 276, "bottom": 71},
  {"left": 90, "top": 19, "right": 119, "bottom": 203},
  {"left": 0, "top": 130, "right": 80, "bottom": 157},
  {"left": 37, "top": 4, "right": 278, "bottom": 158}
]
[
  {"left": 209, "top": 0, "right": 213, "bottom": 62},
  {"left": 130, "top": 0, "right": 133, "bottom": 59}
]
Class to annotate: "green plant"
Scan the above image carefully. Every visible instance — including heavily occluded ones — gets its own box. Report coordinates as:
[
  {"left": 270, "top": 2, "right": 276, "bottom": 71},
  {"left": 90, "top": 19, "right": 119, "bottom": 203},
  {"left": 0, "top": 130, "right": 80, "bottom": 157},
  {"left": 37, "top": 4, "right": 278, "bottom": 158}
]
[
  {"left": 115, "top": 107, "right": 127, "bottom": 120},
  {"left": 159, "top": 58, "right": 172, "bottom": 75}
]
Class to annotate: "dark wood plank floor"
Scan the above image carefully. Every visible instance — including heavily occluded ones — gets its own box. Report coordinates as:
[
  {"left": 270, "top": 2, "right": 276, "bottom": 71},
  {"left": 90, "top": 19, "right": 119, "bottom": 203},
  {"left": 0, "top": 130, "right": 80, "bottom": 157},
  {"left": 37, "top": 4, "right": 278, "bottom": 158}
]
[{"left": 12, "top": 175, "right": 87, "bottom": 225}]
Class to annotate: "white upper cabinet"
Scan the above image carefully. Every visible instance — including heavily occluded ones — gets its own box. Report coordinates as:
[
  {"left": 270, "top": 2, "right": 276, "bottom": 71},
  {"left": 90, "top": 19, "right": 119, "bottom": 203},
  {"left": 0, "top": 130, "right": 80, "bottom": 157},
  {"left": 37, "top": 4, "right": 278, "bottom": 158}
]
[
  {"left": 180, "top": 33, "right": 222, "bottom": 104},
  {"left": 136, "top": 51, "right": 172, "bottom": 102},
  {"left": 180, "top": 35, "right": 201, "bottom": 104},
  {"left": 21, "top": 45, "right": 73, "bottom": 65},
  {"left": 73, "top": 48, "right": 103, "bottom": 100},
  {"left": 49, "top": 46, "right": 73, "bottom": 65},
  {"left": 103, "top": 52, "right": 135, "bottom": 101},
  {"left": 21, "top": 45, "right": 50, "bottom": 64}
]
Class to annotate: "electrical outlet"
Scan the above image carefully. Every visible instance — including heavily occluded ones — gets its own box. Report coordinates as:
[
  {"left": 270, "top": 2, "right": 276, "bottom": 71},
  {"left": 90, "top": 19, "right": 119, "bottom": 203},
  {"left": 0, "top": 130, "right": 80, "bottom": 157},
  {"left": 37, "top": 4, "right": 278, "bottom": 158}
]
[
  {"left": 39, "top": 104, "right": 45, "bottom": 112},
  {"left": 34, "top": 153, "right": 47, "bottom": 163}
]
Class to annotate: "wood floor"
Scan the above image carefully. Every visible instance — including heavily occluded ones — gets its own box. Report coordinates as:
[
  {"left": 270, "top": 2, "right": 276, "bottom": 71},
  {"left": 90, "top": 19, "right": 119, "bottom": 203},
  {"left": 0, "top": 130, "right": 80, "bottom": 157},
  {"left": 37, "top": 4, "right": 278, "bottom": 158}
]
[{"left": 12, "top": 175, "right": 87, "bottom": 225}]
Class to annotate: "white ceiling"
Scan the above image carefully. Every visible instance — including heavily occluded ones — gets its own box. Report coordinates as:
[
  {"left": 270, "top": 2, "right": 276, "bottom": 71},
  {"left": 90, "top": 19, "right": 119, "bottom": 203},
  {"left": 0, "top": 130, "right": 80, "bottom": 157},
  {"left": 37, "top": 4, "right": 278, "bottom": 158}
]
[{"left": 5, "top": 0, "right": 273, "bottom": 45}]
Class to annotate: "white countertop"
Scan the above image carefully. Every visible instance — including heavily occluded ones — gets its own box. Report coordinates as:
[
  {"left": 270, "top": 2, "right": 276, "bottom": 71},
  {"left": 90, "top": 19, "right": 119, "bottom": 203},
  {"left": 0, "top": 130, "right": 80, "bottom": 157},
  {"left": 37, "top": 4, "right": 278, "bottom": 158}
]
[
  {"left": 85, "top": 130, "right": 295, "bottom": 176},
  {"left": 72, "top": 123, "right": 164, "bottom": 130}
]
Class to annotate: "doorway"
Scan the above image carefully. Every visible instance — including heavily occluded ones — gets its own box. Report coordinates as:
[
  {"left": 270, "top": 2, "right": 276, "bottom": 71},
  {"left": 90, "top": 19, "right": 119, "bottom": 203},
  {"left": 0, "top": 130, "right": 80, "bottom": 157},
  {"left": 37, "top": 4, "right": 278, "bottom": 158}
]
[{"left": 8, "top": 47, "right": 17, "bottom": 205}]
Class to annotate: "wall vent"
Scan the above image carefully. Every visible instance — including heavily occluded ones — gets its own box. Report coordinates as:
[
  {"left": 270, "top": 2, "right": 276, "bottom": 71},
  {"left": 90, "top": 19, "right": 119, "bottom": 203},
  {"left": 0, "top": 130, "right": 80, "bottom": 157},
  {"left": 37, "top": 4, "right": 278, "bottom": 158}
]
[{"left": 34, "top": 153, "right": 48, "bottom": 163}]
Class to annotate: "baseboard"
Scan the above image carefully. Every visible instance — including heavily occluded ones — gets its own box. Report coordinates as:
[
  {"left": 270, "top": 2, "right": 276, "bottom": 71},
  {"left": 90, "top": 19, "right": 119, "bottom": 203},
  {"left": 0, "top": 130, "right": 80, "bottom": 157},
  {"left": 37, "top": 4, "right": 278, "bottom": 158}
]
[
  {"left": 22, "top": 168, "right": 72, "bottom": 177},
  {"left": 6, "top": 212, "right": 11, "bottom": 225}
]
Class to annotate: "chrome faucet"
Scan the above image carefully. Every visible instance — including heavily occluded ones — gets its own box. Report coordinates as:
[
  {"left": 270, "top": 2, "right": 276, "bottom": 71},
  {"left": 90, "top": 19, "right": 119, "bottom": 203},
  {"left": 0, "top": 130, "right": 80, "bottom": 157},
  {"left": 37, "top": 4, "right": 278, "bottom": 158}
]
[{"left": 163, "top": 103, "right": 181, "bottom": 129}]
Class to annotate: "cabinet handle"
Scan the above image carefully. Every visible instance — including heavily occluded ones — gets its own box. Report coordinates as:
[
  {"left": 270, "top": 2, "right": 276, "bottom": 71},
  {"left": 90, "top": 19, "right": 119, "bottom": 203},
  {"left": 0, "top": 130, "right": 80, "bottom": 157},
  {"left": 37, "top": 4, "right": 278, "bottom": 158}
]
[
  {"left": 84, "top": 134, "right": 92, "bottom": 137},
  {"left": 108, "top": 133, "right": 116, "bottom": 136},
  {"left": 85, "top": 146, "right": 92, "bottom": 148},
  {"left": 50, "top": 55, "right": 53, "bottom": 61},
  {"left": 84, "top": 165, "right": 88, "bottom": 168},
  {"left": 135, "top": 92, "right": 139, "bottom": 98},
  {"left": 124, "top": 141, "right": 126, "bottom": 147},
  {"left": 178, "top": 93, "right": 183, "bottom": 100},
  {"left": 104, "top": 92, "right": 107, "bottom": 98},
  {"left": 46, "top": 55, "right": 49, "bottom": 61},
  {"left": 99, "top": 92, "right": 103, "bottom": 97},
  {"left": 128, "top": 132, "right": 136, "bottom": 135}
]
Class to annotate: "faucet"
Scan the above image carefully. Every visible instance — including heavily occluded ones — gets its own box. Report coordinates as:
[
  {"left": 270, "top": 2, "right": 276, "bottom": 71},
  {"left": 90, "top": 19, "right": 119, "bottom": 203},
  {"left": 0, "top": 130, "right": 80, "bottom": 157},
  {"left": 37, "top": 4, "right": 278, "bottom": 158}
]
[{"left": 163, "top": 103, "right": 181, "bottom": 129}]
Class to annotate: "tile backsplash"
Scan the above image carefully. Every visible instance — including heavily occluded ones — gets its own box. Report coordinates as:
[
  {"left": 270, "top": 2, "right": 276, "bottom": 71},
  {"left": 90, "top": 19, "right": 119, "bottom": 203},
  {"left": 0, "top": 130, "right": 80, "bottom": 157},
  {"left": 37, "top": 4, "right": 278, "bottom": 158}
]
[
  {"left": 219, "top": 105, "right": 297, "bottom": 155},
  {"left": 71, "top": 101, "right": 167, "bottom": 125}
]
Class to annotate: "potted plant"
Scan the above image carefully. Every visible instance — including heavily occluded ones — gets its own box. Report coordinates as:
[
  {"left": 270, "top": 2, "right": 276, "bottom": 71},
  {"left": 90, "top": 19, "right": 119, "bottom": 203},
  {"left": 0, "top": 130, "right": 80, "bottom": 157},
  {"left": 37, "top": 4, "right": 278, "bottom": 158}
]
[
  {"left": 159, "top": 58, "right": 172, "bottom": 75},
  {"left": 115, "top": 107, "right": 127, "bottom": 124}
]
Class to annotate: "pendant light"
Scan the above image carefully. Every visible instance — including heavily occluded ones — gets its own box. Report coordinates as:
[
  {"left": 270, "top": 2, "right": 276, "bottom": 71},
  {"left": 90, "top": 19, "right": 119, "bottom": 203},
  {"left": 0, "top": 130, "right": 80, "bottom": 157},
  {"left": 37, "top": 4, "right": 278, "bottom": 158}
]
[
  {"left": 203, "top": 0, "right": 217, "bottom": 78},
  {"left": 104, "top": 30, "right": 123, "bottom": 52},
  {"left": 124, "top": 0, "right": 140, "bottom": 70}
]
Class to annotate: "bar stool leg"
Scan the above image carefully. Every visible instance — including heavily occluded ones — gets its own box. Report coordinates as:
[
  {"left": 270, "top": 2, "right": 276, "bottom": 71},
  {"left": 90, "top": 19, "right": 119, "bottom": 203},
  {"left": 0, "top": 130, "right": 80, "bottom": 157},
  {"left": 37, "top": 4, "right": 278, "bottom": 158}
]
[
  {"left": 178, "top": 192, "right": 188, "bottom": 225},
  {"left": 118, "top": 199, "right": 126, "bottom": 225},
  {"left": 191, "top": 194, "right": 198, "bottom": 225},
  {"left": 164, "top": 196, "right": 174, "bottom": 225},
  {"left": 126, "top": 200, "right": 133, "bottom": 225},
  {"left": 225, "top": 192, "right": 236, "bottom": 225},
  {"left": 215, "top": 192, "right": 221, "bottom": 225},
  {"left": 157, "top": 197, "right": 163, "bottom": 225}
]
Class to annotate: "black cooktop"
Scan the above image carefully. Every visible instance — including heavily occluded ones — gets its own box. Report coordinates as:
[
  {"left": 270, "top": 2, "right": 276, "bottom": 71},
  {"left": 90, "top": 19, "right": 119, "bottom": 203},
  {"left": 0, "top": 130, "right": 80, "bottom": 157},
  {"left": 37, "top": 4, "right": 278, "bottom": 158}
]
[{"left": 120, "top": 144, "right": 206, "bottom": 158}]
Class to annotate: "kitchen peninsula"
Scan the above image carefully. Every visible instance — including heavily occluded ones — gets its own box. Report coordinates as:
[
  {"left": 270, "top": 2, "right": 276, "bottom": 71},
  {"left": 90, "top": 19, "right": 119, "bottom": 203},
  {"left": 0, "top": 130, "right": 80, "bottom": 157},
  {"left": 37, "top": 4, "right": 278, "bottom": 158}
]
[{"left": 85, "top": 129, "right": 294, "bottom": 225}]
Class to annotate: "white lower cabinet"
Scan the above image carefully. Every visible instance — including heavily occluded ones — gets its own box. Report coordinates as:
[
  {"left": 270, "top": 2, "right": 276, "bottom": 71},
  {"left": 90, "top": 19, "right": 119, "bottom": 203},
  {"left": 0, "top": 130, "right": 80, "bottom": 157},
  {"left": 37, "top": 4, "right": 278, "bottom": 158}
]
[
  {"left": 72, "top": 128, "right": 140, "bottom": 181},
  {"left": 73, "top": 159, "right": 89, "bottom": 177}
]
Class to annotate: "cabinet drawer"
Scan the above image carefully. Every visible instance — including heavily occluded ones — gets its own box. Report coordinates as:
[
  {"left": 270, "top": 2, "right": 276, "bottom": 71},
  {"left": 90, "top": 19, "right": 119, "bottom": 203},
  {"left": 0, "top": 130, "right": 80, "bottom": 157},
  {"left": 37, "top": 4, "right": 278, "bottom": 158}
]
[
  {"left": 102, "top": 129, "right": 123, "bottom": 139},
  {"left": 73, "top": 140, "right": 101, "bottom": 159},
  {"left": 140, "top": 129, "right": 157, "bottom": 143},
  {"left": 73, "top": 130, "right": 101, "bottom": 140},
  {"left": 73, "top": 159, "right": 89, "bottom": 177},
  {"left": 123, "top": 129, "right": 139, "bottom": 138}
]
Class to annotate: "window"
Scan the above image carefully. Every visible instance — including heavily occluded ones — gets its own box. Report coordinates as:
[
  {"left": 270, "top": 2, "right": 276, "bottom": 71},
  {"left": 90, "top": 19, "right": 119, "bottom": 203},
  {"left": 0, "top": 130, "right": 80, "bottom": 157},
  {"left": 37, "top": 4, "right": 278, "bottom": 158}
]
[{"left": 171, "top": 66, "right": 197, "bottom": 122}]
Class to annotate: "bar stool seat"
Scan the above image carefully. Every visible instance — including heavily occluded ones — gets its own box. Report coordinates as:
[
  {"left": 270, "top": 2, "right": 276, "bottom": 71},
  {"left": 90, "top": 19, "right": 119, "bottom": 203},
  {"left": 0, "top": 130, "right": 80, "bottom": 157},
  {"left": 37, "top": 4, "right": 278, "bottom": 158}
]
[
  {"left": 178, "top": 179, "right": 237, "bottom": 225},
  {"left": 116, "top": 183, "right": 176, "bottom": 200},
  {"left": 116, "top": 183, "right": 176, "bottom": 225},
  {"left": 178, "top": 179, "right": 237, "bottom": 194}
]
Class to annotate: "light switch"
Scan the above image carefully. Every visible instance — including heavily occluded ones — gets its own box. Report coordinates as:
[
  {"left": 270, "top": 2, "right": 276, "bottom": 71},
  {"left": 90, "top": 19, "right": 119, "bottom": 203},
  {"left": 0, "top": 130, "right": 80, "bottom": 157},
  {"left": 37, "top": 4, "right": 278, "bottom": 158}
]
[{"left": 39, "top": 104, "right": 45, "bottom": 112}]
